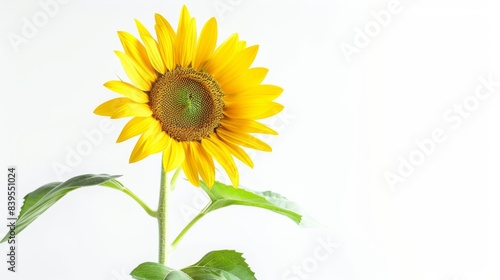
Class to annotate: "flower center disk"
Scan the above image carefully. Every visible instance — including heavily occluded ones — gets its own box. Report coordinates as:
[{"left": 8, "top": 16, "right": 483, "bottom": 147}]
[{"left": 150, "top": 67, "right": 225, "bottom": 142}]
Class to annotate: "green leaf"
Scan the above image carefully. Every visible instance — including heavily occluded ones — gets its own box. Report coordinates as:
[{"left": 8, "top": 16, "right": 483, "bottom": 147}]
[
  {"left": 200, "top": 181, "right": 303, "bottom": 225},
  {"left": 131, "top": 251, "right": 255, "bottom": 280},
  {"left": 181, "top": 267, "right": 239, "bottom": 280},
  {"left": 130, "top": 262, "right": 177, "bottom": 280},
  {"left": 164, "top": 270, "right": 193, "bottom": 280},
  {"left": 0, "top": 174, "right": 122, "bottom": 243},
  {"left": 172, "top": 181, "right": 310, "bottom": 250},
  {"left": 182, "top": 250, "right": 256, "bottom": 280}
]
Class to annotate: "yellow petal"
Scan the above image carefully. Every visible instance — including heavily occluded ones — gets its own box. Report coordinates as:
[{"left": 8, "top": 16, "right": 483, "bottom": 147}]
[
  {"left": 94, "top": 98, "right": 131, "bottom": 116},
  {"left": 176, "top": 6, "right": 196, "bottom": 67},
  {"left": 155, "top": 24, "right": 175, "bottom": 71},
  {"left": 221, "top": 67, "right": 268, "bottom": 93},
  {"left": 114, "top": 51, "right": 152, "bottom": 91},
  {"left": 94, "top": 97, "right": 148, "bottom": 119},
  {"left": 177, "top": 6, "right": 191, "bottom": 42},
  {"left": 202, "top": 136, "right": 239, "bottom": 187},
  {"left": 162, "top": 139, "right": 185, "bottom": 172},
  {"left": 129, "top": 134, "right": 149, "bottom": 163},
  {"left": 220, "top": 118, "right": 278, "bottom": 135},
  {"left": 129, "top": 123, "right": 161, "bottom": 162},
  {"left": 104, "top": 80, "right": 149, "bottom": 103},
  {"left": 117, "top": 31, "right": 156, "bottom": 81},
  {"left": 141, "top": 132, "right": 170, "bottom": 160},
  {"left": 192, "top": 141, "right": 215, "bottom": 187},
  {"left": 134, "top": 19, "right": 165, "bottom": 74},
  {"left": 155, "top": 13, "right": 176, "bottom": 42},
  {"left": 214, "top": 45, "right": 259, "bottom": 84},
  {"left": 185, "top": 18, "right": 197, "bottom": 67},
  {"left": 178, "top": 18, "right": 197, "bottom": 67},
  {"left": 253, "top": 103, "right": 284, "bottom": 119},
  {"left": 193, "top": 18, "right": 218, "bottom": 70},
  {"left": 111, "top": 102, "right": 153, "bottom": 119},
  {"left": 224, "top": 85, "right": 283, "bottom": 104},
  {"left": 217, "top": 128, "right": 272, "bottom": 152},
  {"left": 117, "top": 117, "right": 159, "bottom": 142},
  {"left": 217, "top": 136, "right": 254, "bottom": 168},
  {"left": 223, "top": 102, "right": 283, "bottom": 120},
  {"left": 204, "top": 34, "right": 240, "bottom": 75},
  {"left": 182, "top": 142, "right": 200, "bottom": 186},
  {"left": 142, "top": 35, "right": 166, "bottom": 74},
  {"left": 135, "top": 19, "right": 153, "bottom": 39},
  {"left": 234, "top": 39, "right": 247, "bottom": 51}
]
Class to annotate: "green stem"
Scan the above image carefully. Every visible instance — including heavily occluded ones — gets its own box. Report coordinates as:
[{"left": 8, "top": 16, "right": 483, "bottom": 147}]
[
  {"left": 121, "top": 188, "right": 157, "bottom": 218},
  {"left": 157, "top": 161, "right": 170, "bottom": 265},
  {"left": 171, "top": 203, "right": 211, "bottom": 250}
]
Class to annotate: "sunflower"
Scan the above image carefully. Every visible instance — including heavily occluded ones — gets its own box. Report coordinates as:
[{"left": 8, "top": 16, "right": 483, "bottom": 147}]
[{"left": 94, "top": 6, "right": 283, "bottom": 188}]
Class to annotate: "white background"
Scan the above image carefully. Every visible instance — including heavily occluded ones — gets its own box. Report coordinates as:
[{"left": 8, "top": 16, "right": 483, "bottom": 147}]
[{"left": 1, "top": 0, "right": 500, "bottom": 279}]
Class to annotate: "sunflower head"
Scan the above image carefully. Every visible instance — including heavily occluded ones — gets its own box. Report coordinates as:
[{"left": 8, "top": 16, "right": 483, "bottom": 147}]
[{"left": 94, "top": 6, "right": 283, "bottom": 188}]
